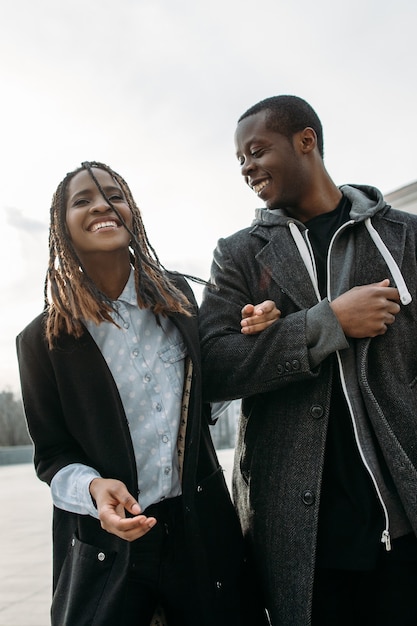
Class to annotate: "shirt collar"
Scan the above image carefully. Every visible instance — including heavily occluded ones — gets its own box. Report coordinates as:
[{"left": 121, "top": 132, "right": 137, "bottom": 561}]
[{"left": 115, "top": 267, "right": 137, "bottom": 307}]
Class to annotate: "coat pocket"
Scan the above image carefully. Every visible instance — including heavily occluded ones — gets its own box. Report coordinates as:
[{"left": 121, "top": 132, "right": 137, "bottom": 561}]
[{"left": 51, "top": 533, "right": 116, "bottom": 626}]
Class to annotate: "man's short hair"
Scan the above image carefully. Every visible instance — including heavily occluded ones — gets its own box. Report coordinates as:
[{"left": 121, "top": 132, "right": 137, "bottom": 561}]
[{"left": 238, "top": 95, "right": 324, "bottom": 158}]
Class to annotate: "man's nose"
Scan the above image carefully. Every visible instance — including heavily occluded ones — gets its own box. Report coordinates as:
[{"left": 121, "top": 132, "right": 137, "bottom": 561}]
[{"left": 241, "top": 156, "right": 255, "bottom": 177}]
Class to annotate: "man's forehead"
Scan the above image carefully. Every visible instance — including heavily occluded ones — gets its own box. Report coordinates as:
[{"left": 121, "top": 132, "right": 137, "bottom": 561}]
[{"left": 235, "top": 111, "right": 275, "bottom": 146}]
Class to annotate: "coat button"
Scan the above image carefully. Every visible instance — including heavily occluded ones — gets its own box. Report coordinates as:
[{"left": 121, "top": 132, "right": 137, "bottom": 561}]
[
  {"left": 277, "top": 364, "right": 284, "bottom": 374},
  {"left": 302, "top": 490, "right": 315, "bottom": 506},
  {"left": 216, "top": 581, "right": 222, "bottom": 589},
  {"left": 310, "top": 405, "right": 324, "bottom": 419},
  {"left": 97, "top": 552, "right": 106, "bottom": 562},
  {"left": 292, "top": 360, "right": 300, "bottom": 370}
]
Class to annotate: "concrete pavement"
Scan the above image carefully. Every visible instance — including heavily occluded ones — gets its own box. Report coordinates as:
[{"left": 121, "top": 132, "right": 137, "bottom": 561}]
[
  {"left": 0, "top": 449, "right": 234, "bottom": 626},
  {"left": 0, "top": 463, "right": 52, "bottom": 626}
]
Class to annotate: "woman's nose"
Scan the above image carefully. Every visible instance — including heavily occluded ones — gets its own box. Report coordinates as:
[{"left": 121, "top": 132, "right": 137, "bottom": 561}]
[{"left": 90, "top": 197, "right": 111, "bottom": 212}]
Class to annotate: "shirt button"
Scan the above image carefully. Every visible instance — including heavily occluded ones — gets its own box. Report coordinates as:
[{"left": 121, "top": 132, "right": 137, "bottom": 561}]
[
  {"left": 123, "top": 322, "right": 130, "bottom": 329},
  {"left": 97, "top": 552, "right": 106, "bottom": 562},
  {"left": 144, "top": 374, "right": 151, "bottom": 382},
  {"left": 156, "top": 403, "right": 162, "bottom": 412},
  {"left": 164, "top": 467, "right": 171, "bottom": 475},
  {"left": 162, "top": 435, "right": 169, "bottom": 443},
  {"left": 132, "top": 349, "right": 139, "bottom": 357}
]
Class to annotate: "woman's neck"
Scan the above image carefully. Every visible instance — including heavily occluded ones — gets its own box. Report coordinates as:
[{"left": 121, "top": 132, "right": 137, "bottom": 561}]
[{"left": 82, "top": 252, "right": 132, "bottom": 300}]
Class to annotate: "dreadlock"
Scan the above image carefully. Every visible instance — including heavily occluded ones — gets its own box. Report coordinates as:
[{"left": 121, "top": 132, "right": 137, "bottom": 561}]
[{"left": 45, "top": 161, "right": 193, "bottom": 348}]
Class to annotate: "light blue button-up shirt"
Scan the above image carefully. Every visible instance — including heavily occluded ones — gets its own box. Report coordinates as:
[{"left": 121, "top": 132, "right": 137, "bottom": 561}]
[{"left": 51, "top": 270, "right": 186, "bottom": 517}]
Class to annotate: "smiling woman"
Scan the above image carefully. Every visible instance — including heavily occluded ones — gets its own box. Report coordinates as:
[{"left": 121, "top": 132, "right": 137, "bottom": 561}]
[
  {"left": 64, "top": 168, "right": 134, "bottom": 298},
  {"left": 45, "top": 161, "right": 192, "bottom": 346},
  {"left": 66, "top": 169, "right": 132, "bottom": 254},
  {"left": 15, "top": 161, "right": 271, "bottom": 626}
]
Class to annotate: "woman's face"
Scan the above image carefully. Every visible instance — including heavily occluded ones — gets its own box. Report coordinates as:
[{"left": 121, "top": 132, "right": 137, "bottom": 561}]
[{"left": 65, "top": 167, "right": 132, "bottom": 264}]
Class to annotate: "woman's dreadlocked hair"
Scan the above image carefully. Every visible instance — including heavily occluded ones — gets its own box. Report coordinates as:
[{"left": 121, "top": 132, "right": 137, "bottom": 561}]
[{"left": 45, "top": 161, "right": 193, "bottom": 348}]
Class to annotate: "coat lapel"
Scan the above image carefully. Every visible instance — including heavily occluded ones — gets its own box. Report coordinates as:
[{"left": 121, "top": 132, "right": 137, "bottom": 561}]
[{"left": 255, "top": 230, "right": 320, "bottom": 308}]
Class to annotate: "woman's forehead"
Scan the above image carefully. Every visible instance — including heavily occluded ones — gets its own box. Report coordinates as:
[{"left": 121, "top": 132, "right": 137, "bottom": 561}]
[
  {"left": 70, "top": 167, "right": 115, "bottom": 187},
  {"left": 66, "top": 168, "right": 121, "bottom": 199}
]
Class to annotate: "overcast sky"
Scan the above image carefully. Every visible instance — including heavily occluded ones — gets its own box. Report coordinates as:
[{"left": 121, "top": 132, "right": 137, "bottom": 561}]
[{"left": 1, "top": 0, "right": 417, "bottom": 392}]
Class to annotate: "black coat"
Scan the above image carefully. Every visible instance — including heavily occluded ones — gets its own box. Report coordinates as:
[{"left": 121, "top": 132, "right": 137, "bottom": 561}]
[{"left": 16, "top": 276, "right": 260, "bottom": 626}]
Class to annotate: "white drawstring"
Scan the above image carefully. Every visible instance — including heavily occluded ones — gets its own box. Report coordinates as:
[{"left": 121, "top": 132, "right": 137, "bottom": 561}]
[
  {"left": 288, "top": 218, "right": 412, "bottom": 307},
  {"left": 288, "top": 222, "right": 321, "bottom": 302},
  {"left": 365, "top": 218, "right": 412, "bottom": 305}
]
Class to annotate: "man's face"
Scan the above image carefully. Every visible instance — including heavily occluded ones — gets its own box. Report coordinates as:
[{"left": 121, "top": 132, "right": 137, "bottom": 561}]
[{"left": 234, "top": 110, "right": 308, "bottom": 210}]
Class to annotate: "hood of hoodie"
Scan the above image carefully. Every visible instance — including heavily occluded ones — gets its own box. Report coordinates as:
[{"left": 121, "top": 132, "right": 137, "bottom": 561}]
[
  {"left": 250, "top": 183, "right": 412, "bottom": 306},
  {"left": 251, "top": 184, "right": 388, "bottom": 227}
]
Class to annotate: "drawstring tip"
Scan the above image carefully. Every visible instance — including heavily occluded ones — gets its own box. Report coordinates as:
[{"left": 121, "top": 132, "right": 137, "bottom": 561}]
[{"left": 400, "top": 291, "right": 412, "bottom": 306}]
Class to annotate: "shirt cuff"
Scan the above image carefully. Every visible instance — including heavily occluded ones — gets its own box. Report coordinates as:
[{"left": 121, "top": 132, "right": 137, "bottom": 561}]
[{"left": 50, "top": 463, "right": 101, "bottom": 519}]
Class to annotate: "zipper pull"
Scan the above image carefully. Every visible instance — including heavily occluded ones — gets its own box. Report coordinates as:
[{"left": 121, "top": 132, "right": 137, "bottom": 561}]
[{"left": 381, "top": 530, "right": 392, "bottom": 552}]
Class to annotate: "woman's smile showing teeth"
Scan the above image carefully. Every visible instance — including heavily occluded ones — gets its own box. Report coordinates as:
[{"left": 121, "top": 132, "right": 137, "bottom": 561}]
[{"left": 89, "top": 220, "right": 119, "bottom": 232}]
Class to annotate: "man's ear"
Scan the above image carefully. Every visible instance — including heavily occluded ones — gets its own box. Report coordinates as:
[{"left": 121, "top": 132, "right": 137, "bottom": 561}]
[{"left": 298, "top": 127, "right": 317, "bottom": 154}]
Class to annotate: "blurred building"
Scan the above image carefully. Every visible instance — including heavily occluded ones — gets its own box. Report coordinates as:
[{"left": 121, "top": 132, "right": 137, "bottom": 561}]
[{"left": 385, "top": 180, "right": 417, "bottom": 214}]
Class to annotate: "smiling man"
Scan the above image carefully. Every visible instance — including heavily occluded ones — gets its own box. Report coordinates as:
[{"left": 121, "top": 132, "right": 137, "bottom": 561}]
[{"left": 199, "top": 95, "right": 417, "bottom": 625}]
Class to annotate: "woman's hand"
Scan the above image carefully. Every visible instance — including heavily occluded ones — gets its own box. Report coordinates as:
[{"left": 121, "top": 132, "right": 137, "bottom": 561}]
[
  {"left": 240, "top": 300, "right": 281, "bottom": 335},
  {"left": 89, "top": 477, "right": 156, "bottom": 541}
]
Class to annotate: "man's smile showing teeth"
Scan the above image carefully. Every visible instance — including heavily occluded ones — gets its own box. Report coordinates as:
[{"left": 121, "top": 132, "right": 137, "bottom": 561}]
[
  {"left": 252, "top": 180, "right": 269, "bottom": 194},
  {"left": 89, "top": 220, "right": 118, "bottom": 232}
]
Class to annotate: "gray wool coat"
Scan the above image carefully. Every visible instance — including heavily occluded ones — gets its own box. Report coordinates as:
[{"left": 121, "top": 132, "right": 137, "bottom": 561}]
[{"left": 199, "top": 185, "right": 417, "bottom": 625}]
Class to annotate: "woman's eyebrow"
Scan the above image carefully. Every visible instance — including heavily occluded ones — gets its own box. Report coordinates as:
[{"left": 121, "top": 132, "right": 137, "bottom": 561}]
[{"left": 69, "top": 185, "right": 123, "bottom": 202}]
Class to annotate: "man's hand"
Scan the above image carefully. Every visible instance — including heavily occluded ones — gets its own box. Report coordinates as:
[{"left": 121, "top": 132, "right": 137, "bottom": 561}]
[
  {"left": 241, "top": 300, "right": 281, "bottom": 334},
  {"left": 330, "top": 279, "right": 401, "bottom": 338},
  {"left": 89, "top": 478, "right": 156, "bottom": 542}
]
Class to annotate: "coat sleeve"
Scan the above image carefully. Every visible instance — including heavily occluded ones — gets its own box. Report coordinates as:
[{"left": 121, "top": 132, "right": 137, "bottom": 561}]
[
  {"left": 199, "top": 235, "right": 348, "bottom": 402},
  {"left": 16, "top": 319, "right": 92, "bottom": 485}
]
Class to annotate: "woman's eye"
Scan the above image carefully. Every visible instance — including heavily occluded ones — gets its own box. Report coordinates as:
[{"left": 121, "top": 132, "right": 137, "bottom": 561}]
[
  {"left": 73, "top": 198, "right": 88, "bottom": 207},
  {"left": 109, "top": 194, "right": 123, "bottom": 202}
]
